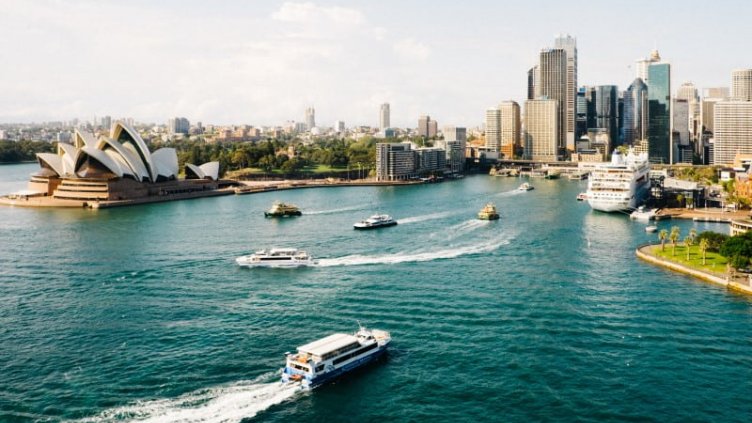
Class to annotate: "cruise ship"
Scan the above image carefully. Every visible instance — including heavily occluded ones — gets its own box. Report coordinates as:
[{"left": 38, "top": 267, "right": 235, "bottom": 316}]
[
  {"left": 281, "top": 326, "right": 391, "bottom": 389},
  {"left": 586, "top": 149, "right": 650, "bottom": 212}
]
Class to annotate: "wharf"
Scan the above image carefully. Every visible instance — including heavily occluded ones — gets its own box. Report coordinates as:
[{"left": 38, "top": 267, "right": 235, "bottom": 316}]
[
  {"left": 655, "top": 207, "right": 749, "bottom": 223},
  {"left": 233, "top": 179, "right": 423, "bottom": 195},
  {"left": 0, "top": 188, "right": 235, "bottom": 209},
  {"left": 636, "top": 244, "right": 752, "bottom": 296}
]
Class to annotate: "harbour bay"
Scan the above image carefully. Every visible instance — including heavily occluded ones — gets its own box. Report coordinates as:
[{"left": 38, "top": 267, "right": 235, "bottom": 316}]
[{"left": 1, "top": 163, "right": 751, "bottom": 422}]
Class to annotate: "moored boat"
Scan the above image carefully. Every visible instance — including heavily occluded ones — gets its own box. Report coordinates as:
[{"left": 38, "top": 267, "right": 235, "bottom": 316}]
[
  {"left": 645, "top": 225, "right": 658, "bottom": 233},
  {"left": 576, "top": 192, "right": 588, "bottom": 201},
  {"left": 265, "top": 202, "right": 302, "bottom": 217},
  {"left": 354, "top": 214, "right": 397, "bottom": 230},
  {"left": 236, "top": 248, "right": 315, "bottom": 268},
  {"left": 478, "top": 203, "right": 500, "bottom": 220},
  {"left": 281, "top": 326, "right": 391, "bottom": 389},
  {"left": 630, "top": 206, "right": 658, "bottom": 221}
]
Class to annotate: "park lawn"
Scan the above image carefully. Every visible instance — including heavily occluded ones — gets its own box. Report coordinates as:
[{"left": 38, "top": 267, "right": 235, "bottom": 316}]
[
  {"left": 302, "top": 164, "right": 348, "bottom": 173},
  {"left": 651, "top": 244, "right": 728, "bottom": 274},
  {"left": 227, "top": 165, "right": 348, "bottom": 177}
]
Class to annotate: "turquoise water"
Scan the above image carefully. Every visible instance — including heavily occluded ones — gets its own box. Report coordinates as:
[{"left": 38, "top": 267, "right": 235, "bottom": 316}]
[{"left": 1, "top": 163, "right": 751, "bottom": 422}]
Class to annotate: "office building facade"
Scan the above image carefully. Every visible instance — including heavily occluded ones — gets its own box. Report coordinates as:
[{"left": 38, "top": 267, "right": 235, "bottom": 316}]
[
  {"left": 380, "top": 103, "right": 390, "bottom": 130},
  {"left": 713, "top": 101, "right": 752, "bottom": 165},
  {"left": 524, "top": 99, "right": 559, "bottom": 161},
  {"left": 554, "top": 34, "right": 577, "bottom": 151},
  {"left": 647, "top": 60, "right": 672, "bottom": 163}
]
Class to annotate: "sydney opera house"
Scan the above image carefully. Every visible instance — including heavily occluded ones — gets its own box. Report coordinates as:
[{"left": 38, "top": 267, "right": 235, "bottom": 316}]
[{"left": 10, "top": 121, "right": 226, "bottom": 207}]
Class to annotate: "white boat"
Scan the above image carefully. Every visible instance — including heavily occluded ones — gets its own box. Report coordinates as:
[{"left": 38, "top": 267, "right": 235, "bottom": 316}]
[
  {"left": 281, "top": 325, "right": 391, "bottom": 389},
  {"left": 630, "top": 206, "right": 658, "bottom": 221},
  {"left": 576, "top": 192, "right": 588, "bottom": 201},
  {"left": 353, "top": 214, "right": 397, "bottom": 230},
  {"left": 586, "top": 149, "right": 650, "bottom": 212},
  {"left": 235, "top": 248, "right": 316, "bottom": 268},
  {"left": 518, "top": 182, "right": 534, "bottom": 191},
  {"left": 645, "top": 225, "right": 658, "bottom": 233}
]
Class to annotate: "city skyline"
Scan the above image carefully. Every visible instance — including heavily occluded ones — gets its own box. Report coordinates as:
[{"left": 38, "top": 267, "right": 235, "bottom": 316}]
[{"left": 2, "top": 0, "right": 751, "bottom": 127}]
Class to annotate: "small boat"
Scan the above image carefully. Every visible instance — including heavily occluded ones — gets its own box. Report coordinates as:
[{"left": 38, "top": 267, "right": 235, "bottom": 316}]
[
  {"left": 518, "top": 182, "right": 534, "bottom": 191},
  {"left": 281, "top": 325, "right": 391, "bottom": 390},
  {"left": 630, "top": 206, "right": 657, "bottom": 221},
  {"left": 354, "top": 214, "right": 397, "bottom": 230},
  {"left": 265, "top": 202, "right": 302, "bottom": 217},
  {"left": 544, "top": 170, "right": 561, "bottom": 179},
  {"left": 478, "top": 203, "right": 500, "bottom": 220},
  {"left": 236, "top": 248, "right": 315, "bottom": 268},
  {"left": 645, "top": 225, "right": 658, "bottom": 233},
  {"left": 576, "top": 192, "right": 588, "bottom": 201}
]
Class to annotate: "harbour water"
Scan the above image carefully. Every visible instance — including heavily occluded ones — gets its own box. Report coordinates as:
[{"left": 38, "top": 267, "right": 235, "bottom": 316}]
[{"left": 1, "top": 163, "right": 751, "bottom": 422}]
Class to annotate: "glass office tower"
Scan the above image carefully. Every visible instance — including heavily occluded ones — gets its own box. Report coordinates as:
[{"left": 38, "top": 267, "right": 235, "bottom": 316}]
[{"left": 647, "top": 62, "right": 671, "bottom": 163}]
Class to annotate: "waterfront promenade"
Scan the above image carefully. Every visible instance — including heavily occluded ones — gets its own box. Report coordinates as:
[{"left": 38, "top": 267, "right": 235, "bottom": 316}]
[{"left": 636, "top": 244, "right": 752, "bottom": 296}]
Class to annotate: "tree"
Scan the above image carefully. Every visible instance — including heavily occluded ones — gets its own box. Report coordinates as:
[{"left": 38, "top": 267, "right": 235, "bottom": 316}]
[
  {"left": 689, "top": 228, "right": 697, "bottom": 243},
  {"left": 696, "top": 231, "right": 728, "bottom": 252},
  {"left": 676, "top": 194, "right": 684, "bottom": 208},
  {"left": 669, "top": 226, "right": 680, "bottom": 256},
  {"left": 658, "top": 229, "right": 669, "bottom": 251},
  {"left": 684, "top": 235, "right": 693, "bottom": 260},
  {"left": 699, "top": 238, "right": 709, "bottom": 265}
]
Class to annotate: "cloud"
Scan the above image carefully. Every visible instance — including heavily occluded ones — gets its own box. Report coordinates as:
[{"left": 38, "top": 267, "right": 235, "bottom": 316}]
[
  {"left": 393, "top": 38, "right": 431, "bottom": 62},
  {"left": 272, "top": 2, "right": 365, "bottom": 25}
]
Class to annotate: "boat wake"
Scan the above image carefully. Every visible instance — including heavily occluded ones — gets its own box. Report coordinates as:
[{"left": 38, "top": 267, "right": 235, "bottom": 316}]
[
  {"left": 495, "top": 189, "right": 524, "bottom": 197},
  {"left": 72, "top": 374, "right": 299, "bottom": 423},
  {"left": 440, "top": 219, "right": 489, "bottom": 240},
  {"left": 397, "top": 211, "right": 454, "bottom": 225},
  {"left": 317, "top": 236, "right": 511, "bottom": 267},
  {"left": 304, "top": 205, "right": 364, "bottom": 215}
]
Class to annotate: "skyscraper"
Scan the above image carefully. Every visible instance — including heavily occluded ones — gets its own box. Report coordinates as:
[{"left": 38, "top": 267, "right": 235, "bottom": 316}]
[
  {"left": 499, "top": 101, "right": 521, "bottom": 158},
  {"left": 586, "top": 85, "right": 620, "bottom": 147},
  {"left": 305, "top": 106, "right": 315, "bottom": 130},
  {"left": 635, "top": 49, "right": 661, "bottom": 84},
  {"left": 538, "top": 48, "right": 567, "bottom": 153},
  {"left": 417, "top": 115, "right": 437, "bottom": 138},
  {"left": 380, "top": 103, "right": 390, "bottom": 130},
  {"left": 731, "top": 69, "right": 752, "bottom": 101},
  {"left": 524, "top": 99, "right": 559, "bottom": 161},
  {"left": 713, "top": 101, "right": 752, "bottom": 165},
  {"left": 622, "top": 78, "right": 648, "bottom": 145},
  {"left": 527, "top": 66, "right": 539, "bottom": 100},
  {"left": 554, "top": 34, "right": 577, "bottom": 151},
  {"left": 647, "top": 58, "right": 671, "bottom": 163},
  {"left": 484, "top": 107, "right": 501, "bottom": 151},
  {"left": 676, "top": 82, "right": 700, "bottom": 144}
]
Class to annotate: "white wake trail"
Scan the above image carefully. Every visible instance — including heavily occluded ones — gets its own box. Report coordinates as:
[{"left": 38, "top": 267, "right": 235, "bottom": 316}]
[
  {"left": 397, "top": 211, "right": 454, "bottom": 225},
  {"left": 317, "top": 236, "right": 511, "bottom": 267},
  {"left": 72, "top": 374, "right": 299, "bottom": 423},
  {"left": 441, "top": 219, "right": 489, "bottom": 240},
  {"left": 304, "top": 204, "right": 364, "bottom": 215},
  {"left": 495, "top": 188, "right": 525, "bottom": 197}
]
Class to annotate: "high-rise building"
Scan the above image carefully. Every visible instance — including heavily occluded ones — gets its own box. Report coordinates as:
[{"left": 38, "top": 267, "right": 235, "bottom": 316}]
[
  {"left": 676, "top": 82, "right": 700, "bottom": 143},
  {"left": 417, "top": 115, "right": 437, "bottom": 138},
  {"left": 635, "top": 49, "right": 661, "bottom": 83},
  {"left": 443, "top": 126, "right": 467, "bottom": 143},
  {"left": 428, "top": 120, "right": 438, "bottom": 138},
  {"left": 647, "top": 58, "right": 671, "bottom": 163},
  {"left": 376, "top": 142, "right": 416, "bottom": 181},
  {"left": 440, "top": 126, "right": 466, "bottom": 172},
  {"left": 704, "top": 87, "right": 730, "bottom": 99},
  {"left": 484, "top": 107, "right": 501, "bottom": 151},
  {"left": 168, "top": 117, "right": 190, "bottom": 135},
  {"left": 713, "top": 101, "right": 752, "bottom": 165},
  {"left": 554, "top": 34, "right": 577, "bottom": 150},
  {"left": 527, "top": 66, "right": 539, "bottom": 100},
  {"left": 101, "top": 116, "right": 112, "bottom": 131},
  {"left": 499, "top": 101, "right": 521, "bottom": 158},
  {"left": 334, "top": 120, "right": 345, "bottom": 132},
  {"left": 622, "top": 78, "right": 648, "bottom": 145},
  {"left": 732, "top": 69, "right": 752, "bottom": 101},
  {"left": 305, "top": 106, "right": 316, "bottom": 130},
  {"left": 524, "top": 99, "right": 559, "bottom": 161},
  {"left": 380, "top": 103, "right": 390, "bottom": 130},
  {"left": 575, "top": 87, "right": 588, "bottom": 141},
  {"left": 539, "top": 48, "right": 567, "bottom": 152},
  {"left": 586, "top": 85, "right": 620, "bottom": 147},
  {"left": 672, "top": 99, "right": 690, "bottom": 147}
]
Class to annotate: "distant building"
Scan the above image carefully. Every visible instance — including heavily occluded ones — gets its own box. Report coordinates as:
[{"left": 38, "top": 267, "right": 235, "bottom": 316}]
[
  {"left": 713, "top": 101, "right": 752, "bottom": 165},
  {"left": 101, "top": 116, "right": 112, "bottom": 131},
  {"left": 539, "top": 48, "right": 567, "bottom": 151},
  {"left": 334, "top": 120, "right": 345, "bottom": 133},
  {"left": 524, "top": 99, "right": 559, "bottom": 161},
  {"left": 435, "top": 140, "right": 465, "bottom": 173},
  {"left": 380, "top": 103, "right": 390, "bottom": 130},
  {"left": 731, "top": 69, "right": 752, "bottom": 101},
  {"left": 676, "top": 82, "right": 700, "bottom": 145},
  {"left": 635, "top": 49, "right": 661, "bottom": 84},
  {"left": 168, "top": 117, "right": 190, "bottom": 135},
  {"left": 417, "top": 115, "right": 437, "bottom": 138},
  {"left": 485, "top": 107, "right": 501, "bottom": 151},
  {"left": 647, "top": 57, "right": 671, "bottom": 163},
  {"left": 499, "top": 101, "right": 521, "bottom": 158},
  {"left": 527, "top": 66, "right": 539, "bottom": 100},
  {"left": 672, "top": 99, "right": 690, "bottom": 147},
  {"left": 622, "top": 78, "right": 648, "bottom": 145},
  {"left": 305, "top": 106, "right": 315, "bottom": 130},
  {"left": 554, "top": 34, "right": 577, "bottom": 150},
  {"left": 416, "top": 147, "right": 446, "bottom": 172},
  {"left": 376, "top": 142, "right": 416, "bottom": 180},
  {"left": 575, "top": 87, "right": 588, "bottom": 140},
  {"left": 586, "top": 85, "right": 619, "bottom": 148},
  {"left": 704, "top": 87, "right": 730, "bottom": 99}
]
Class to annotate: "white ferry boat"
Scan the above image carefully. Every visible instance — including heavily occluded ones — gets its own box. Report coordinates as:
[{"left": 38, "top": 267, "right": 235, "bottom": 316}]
[
  {"left": 629, "top": 206, "right": 658, "bottom": 221},
  {"left": 353, "top": 214, "right": 398, "bottom": 230},
  {"left": 235, "top": 248, "right": 315, "bottom": 268},
  {"left": 518, "top": 182, "right": 534, "bottom": 191},
  {"left": 586, "top": 149, "right": 650, "bottom": 212},
  {"left": 281, "top": 326, "right": 391, "bottom": 389}
]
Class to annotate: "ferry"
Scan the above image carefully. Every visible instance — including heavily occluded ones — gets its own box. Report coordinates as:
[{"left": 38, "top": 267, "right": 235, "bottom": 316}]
[
  {"left": 586, "top": 149, "right": 650, "bottom": 212},
  {"left": 265, "top": 202, "right": 302, "bottom": 217},
  {"left": 645, "top": 225, "right": 658, "bottom": 233},
  {"left": 576, "top": 192, "right": 588, "bottom": 201},
  {"left": 281, "top": 326, "right": 391, "bottom": 389},
  {"left": 478, "top": 203, "right": 500, "bottom": 220},
  {"left": 236, "top": 248, "right": 315, "bottom": 268},
  {"left": 354, "top": 214, "right": 397, "bottom": 230},
  {"left": 518, "top": 182, "right": 534, "bottom": 191}
]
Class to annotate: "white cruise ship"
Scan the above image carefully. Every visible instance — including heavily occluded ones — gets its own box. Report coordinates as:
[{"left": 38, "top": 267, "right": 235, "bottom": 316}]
[
  {"left": 586, "top": 149, "right": 650, "bottom": 212},
  {"left": 281, "top": 326, "right": 391, "bottom": 389}
]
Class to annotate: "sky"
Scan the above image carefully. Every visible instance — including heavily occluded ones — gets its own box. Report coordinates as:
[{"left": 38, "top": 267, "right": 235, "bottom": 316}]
[{"left": 1, "top": 0, "right": 751, "bottom": 128}]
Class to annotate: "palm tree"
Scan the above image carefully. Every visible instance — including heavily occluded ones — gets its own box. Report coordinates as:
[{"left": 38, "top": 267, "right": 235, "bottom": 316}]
[
  {"left": 669, "top": 226, "right": 680, "bottom": 256},
  {"left": 699, "top": 238, "right": 709, "bottom": 265},
  {"left": 689, "top": 228, "right": 697, "bottom": 243},
  {"left": 659, "top": 229, "right": 668, "bottom": 251},
  {"left": 684, "top": 235, "right": 694, "bottom": 260}
]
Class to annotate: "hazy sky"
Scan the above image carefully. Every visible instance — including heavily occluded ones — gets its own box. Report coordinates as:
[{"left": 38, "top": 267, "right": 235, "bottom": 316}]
[{"left": 1, "top": 0, "right": 750, "bottom": 127}]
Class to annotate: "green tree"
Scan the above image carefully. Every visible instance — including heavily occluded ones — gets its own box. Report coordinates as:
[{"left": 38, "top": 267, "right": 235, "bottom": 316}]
[
  {"left": 684, "top": 235, "right": 693, "bottom": 260},
  {"left": 699, "top": 238, "right": 709, "bottom": 265},
  {"left": 669, "top": 226, "right": 681, "bottom": 256},
  {"left": 658, "top": 229, "right": 669, "bottom": 251},
  {"left": 696, "top": 231, "right": 729, "bottom": 252}
]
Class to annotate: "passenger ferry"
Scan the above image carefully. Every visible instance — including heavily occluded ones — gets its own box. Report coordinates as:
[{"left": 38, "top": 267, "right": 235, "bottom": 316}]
[
  {"left": 235, "top": 248, "right": 315, "bottom": 268},
  {"left": 477, "top": 203, "right": 500, "bottom": 220},
  {"left": 353, "top": 214, "right": 397, "bottom": 230},
  {"left": 281, "top": 326, "right": 391, "bottom": 389},
  {"left": 264, "top": 202, "right": 302, "bottom": 217},
  {"left": 586, "top": 149, "right": 650, "bottom": 212}
]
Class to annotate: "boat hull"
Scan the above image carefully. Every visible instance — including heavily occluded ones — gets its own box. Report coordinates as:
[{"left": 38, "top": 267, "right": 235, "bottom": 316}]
[
  {"left": 235, "top": 257, "right": 315, "bottom": 268},
  {"left": 264, "top": 211, "right": 302, "bottom": 217},
  {"left": 353, "top": 221, "right": 398, "bottom": 230},
  {"left": 478, "top": 214, "right": 500, "bottom": 220},
  {"left": 282, "top": 345, "right": 388, "bottom": 389}
]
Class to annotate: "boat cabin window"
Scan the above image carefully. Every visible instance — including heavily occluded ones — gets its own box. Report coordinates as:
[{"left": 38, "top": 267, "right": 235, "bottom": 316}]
[
  {"left": 332, "top": 342, "right": 378, "bottom": 365},
  {"left": 320, "top": 342, "right": 361, "bottom": 361},
  {"left": 290, "top": 363, "right": 309, "bottom": 372},
  {"left": 315, "top": 364, "right": 324, "bottom": 372}
]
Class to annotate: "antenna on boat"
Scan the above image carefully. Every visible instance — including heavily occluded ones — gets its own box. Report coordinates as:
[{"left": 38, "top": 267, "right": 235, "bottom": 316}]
[{"left": 357, "top": 320, "right": 364, "bottom": 331}]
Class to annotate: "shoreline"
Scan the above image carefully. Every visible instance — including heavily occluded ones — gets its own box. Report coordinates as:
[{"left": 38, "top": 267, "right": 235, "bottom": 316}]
[{"left": 635, "top": 244, "right": 752, "bottom": 296}]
